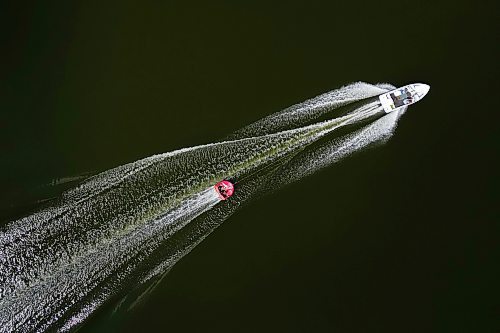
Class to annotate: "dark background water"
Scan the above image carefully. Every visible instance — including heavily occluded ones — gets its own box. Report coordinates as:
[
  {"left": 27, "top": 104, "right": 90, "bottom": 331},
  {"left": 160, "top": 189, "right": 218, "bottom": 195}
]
[{"left": 1, "top": 0, "right": 497, "bottom": 332}]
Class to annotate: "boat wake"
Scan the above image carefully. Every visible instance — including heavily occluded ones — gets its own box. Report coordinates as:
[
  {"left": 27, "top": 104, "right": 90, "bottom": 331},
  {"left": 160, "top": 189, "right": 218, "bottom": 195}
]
[{"left": 0, "top": 82, "right": 406, "bottom": 332}]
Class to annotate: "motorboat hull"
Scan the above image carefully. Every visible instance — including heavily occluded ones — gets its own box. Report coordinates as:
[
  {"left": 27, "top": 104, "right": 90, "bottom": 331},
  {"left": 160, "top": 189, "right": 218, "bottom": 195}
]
[{"left": 379, "top": 83, "right": 430, "bottom": 113}]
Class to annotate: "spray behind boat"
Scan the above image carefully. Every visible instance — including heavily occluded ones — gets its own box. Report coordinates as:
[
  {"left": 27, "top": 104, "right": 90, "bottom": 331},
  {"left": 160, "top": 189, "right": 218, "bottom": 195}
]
[
  {"left": 214, "top": 82, "right": 430, "bottom": 201},
  {"left": 0, "top": 82, "right": 430, "bottom": 332}
]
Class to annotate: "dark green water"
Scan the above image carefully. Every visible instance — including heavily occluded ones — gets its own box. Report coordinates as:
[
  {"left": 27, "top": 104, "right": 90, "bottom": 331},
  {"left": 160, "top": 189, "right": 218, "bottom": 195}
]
[{"left": 1, "top": 0, "right": 496, "bottom": 332}]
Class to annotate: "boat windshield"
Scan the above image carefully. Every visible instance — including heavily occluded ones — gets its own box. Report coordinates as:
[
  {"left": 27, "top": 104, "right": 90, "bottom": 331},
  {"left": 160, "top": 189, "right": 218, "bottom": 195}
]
[{"left": 390, "top": 87, "right": 414, "bottom": 107}]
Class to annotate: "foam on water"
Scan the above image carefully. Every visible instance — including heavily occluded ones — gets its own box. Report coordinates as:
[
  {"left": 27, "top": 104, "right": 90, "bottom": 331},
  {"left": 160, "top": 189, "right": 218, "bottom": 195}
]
[
  {"left": 0, "top": 82, "right": 403, "bottom": 332},
  {"left": 269, "top": 106, "right": 406, "bottom": 186},
  {"left": 230, "top": 81, "right": 390, "bottom": 138}
]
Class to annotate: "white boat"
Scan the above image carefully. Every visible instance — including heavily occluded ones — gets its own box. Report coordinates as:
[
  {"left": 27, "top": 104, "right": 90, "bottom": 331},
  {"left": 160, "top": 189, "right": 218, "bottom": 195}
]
[{"left": 379, "top": 83, "right": 430, "bottom": 113}]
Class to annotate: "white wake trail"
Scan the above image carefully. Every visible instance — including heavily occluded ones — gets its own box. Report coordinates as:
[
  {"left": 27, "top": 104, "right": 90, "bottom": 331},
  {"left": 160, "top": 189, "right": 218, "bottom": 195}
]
[{"left": 0, "top": 82, "right": 398, "bottom": 332}]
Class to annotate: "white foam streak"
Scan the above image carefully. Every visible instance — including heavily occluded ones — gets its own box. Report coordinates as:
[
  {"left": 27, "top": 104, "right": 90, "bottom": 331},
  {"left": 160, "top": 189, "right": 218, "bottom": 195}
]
[{"left": 0, "top": 82, "right": 403, "bottom": 332}]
